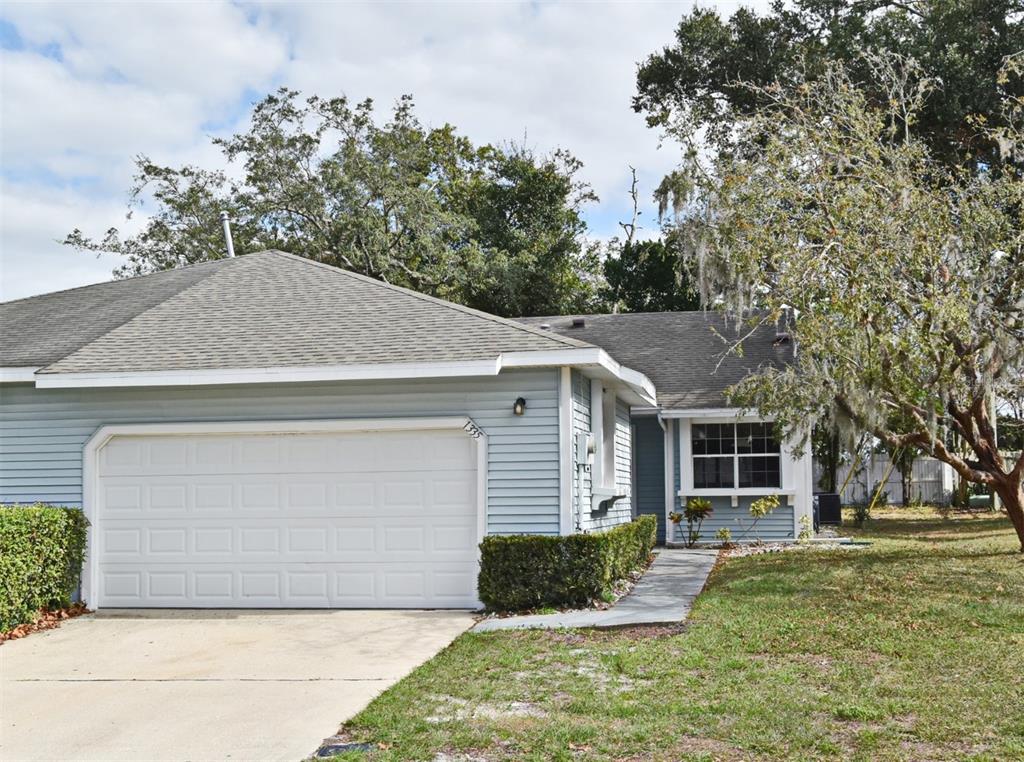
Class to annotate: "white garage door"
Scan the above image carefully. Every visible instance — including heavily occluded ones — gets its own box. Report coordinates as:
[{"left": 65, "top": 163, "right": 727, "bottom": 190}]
[{"left": 93, "top": 426, "right": 481, "bottom": 608}]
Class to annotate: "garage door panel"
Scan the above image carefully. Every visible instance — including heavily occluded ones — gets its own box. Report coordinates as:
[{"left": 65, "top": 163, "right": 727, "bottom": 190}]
[
  {"left": 95, "top": 428, "right": 481, "bottom": 608},
  {"left": 99, "top": 520, "right": 478, "bottom": 564},
  {"left": 98, "top": 563, "right": 480, "bottom": 607},
  {"left": 99, "top": 473, "right": 475, "bottom": 517}
]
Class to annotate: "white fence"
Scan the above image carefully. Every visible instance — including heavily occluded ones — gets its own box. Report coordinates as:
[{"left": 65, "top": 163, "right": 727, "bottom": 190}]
[{"left": 813, "top": 454, "right": 954, "bottom": 505}]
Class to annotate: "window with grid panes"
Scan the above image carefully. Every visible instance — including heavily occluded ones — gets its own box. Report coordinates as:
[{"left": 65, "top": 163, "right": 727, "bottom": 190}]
[{"left": 691, "top": 422, "right": 781, "bottom": 489}]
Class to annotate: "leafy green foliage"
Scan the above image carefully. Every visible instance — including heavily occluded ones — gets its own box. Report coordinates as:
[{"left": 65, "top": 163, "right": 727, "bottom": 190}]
[
  {"left": 665, "top": 55, "right": 1024, "bottom": 547},
  {"left": 601, "top": 238, "right": 700, "bottom": 313},
  {"left": 477, "top": 516, "right": 657, "bottom": 611},
  {"left": 749, "top": 494, "right": 780, "bottom": 519},
  {"left": 0, "top": 505, "right": 88, "bottom": 632},
  {"left": 634, "top": 0, "right": 1024, "bottom": 170},
  {"left": 65, "top": 90, "right": 602, "bottom": 317},
  {"left": 682, "top": 496, "right": 713, "bottom": 547},
  {"left": 746, "top": 494, "right": 780, "bottom": 543}
]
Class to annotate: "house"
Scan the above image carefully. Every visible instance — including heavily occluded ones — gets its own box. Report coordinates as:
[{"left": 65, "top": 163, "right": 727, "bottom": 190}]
[
  {"left": 517, "top": 313, "right": 813, "bottom": 546},
  {"left": 0, "top": 250, "right": 811, "bottom": 611}
]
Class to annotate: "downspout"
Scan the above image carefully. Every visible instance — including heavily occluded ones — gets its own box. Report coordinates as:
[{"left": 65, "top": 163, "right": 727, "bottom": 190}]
[{"left": 576, "top": 456, "right": 586, "bottom": 532}]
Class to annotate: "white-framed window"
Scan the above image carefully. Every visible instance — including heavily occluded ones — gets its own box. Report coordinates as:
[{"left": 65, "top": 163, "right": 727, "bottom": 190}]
[{"left": 691, "top": 422, "right": 781, "bottom": 489}]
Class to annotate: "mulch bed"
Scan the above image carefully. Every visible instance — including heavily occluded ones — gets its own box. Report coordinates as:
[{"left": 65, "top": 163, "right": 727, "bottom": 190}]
[{"left": 0, "top": 604, "right": 90, "bottom": 644}]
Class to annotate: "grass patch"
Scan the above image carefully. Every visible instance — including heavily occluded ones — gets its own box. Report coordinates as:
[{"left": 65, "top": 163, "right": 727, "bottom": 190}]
[{"left": 329, "top": 508, "right": 1024, "bottom": 760}]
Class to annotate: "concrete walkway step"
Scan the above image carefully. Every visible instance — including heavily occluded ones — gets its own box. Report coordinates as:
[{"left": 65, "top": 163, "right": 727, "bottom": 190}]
[{"left": 473, "top": 548, "right": 718, "bottom": 632}]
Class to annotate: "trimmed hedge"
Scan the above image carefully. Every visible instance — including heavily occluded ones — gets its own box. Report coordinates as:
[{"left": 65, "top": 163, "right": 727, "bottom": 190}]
[
  {"left": 477, "top": 515, "right": 657, "bottom": 611},
  {"left": 0, "top": 504, "right": 89, "bottom": 632}
]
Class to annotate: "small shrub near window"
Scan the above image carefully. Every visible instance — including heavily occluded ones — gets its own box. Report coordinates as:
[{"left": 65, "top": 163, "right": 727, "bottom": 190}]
[
  {"left": 670, "top": 497, "right": 714, "bottom": 547},
  {"left": 715, "top": 527, "right": 733, "bottom": 548},
  {"left": 0, "top": 504, "right": 89, "bottom": 632},
  {"left": 798, "top": 514, "right": 814, "bottom": 543},
  {"left": 745, "top": 494, "right": 780, "bottom": 544},
  {"left": 477, "top": 516, "right": 657, "bottom": 612}
]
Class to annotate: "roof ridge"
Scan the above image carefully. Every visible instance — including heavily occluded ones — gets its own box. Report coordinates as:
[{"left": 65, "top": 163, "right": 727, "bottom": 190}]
[
  {"left": 35, "top": 257, "right": 242, "bottom": 373},
  {"left": 257, "top": 250, "right": 594, "bottom": 350},
  {"left": 1, "top": 255, "right": 238, "bottom": 306}
]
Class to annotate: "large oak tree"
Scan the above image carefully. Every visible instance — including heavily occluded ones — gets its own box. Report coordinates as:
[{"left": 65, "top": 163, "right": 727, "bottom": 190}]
[
  {"left": 666, "top": 57, "right": 1024, "bottom": 546},
  {"left": 66, "top": 90, "right": 602, "bottom": 317},
  {"left": 635, "top": 0, "right": 1024, "bottom": 170}
]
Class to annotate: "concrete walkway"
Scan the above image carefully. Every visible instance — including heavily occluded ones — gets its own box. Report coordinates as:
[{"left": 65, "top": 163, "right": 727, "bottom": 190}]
[{"left": 474, "top": 548, "right": 718, "bottom": 631}]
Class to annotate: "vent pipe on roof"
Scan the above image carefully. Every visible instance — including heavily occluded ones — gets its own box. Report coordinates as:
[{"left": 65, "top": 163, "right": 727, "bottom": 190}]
[
  {"left": 571, "top": 317, "right": 586, "bottom": 328},
  {"left": 220, "top": 211, "right": 236, "bottom": 258}
]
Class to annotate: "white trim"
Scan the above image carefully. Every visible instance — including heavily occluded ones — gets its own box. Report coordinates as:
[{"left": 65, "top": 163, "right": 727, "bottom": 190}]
[
  {"left": 679, "top": 416, "right": 801, "bottom": 509},
  {"left": 679, "top": 418, "right": 694, "bottom": 494},
  {"left": 557, "top": 367, "right": 573, "bottom": 536},
  {"left": 503, "top": 348, "right": 656, "bottom": 405},
  {"left": 30, "top": 348, "right": 658, "bottom": 405},
  {"left": 793, "top": 426, "right": 815, "bottom": 536},
  {"left": 691, "top": 413, "right": 774, "bottom": 424},
  {"left": 0, "top": 366, "right": 39, "bottom": 383},
  {"left": 590, "top": 378, "right": 607, "bottom": 490},
  {"left": 664, "top": 419, "right": 675, "bottom": 545},
  {"left": 36, "top": 360, "right": 501, "bottom": 389},
  {"left": 660, "top": 407, "right": 743, "bottom": 419},
  {"left": 80, "top": 416, "right": 488, "bottom": 609}
]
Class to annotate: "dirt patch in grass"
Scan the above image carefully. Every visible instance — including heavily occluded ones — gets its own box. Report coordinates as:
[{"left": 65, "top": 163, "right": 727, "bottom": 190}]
[{"left": 426, "top": 696, "right": 547, "bottom": 724}]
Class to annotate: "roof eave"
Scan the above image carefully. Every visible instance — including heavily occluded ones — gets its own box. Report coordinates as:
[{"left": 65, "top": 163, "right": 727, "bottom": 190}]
[
  {"left": 0, "top": 367, "right": 40, "bottom": 383},
  {"left": 29, "top": 348, "right": 658, "bottom": 405},
  {"left": 502, "top": 348, "right": 657, "bottom": 406}
]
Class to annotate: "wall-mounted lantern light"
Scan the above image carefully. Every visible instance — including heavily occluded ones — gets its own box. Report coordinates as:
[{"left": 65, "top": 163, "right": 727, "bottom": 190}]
[{"left": 512, "top": 397, "right": 526, "bottom": 416}]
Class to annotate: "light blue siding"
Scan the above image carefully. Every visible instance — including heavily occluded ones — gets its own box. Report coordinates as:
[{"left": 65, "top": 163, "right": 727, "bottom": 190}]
[
  {"left": 569, "top": 371, "right": 633, "bottom": 533},
  {"left": 632, "top": 415, "right": 666, "bottom": 544},
  {"left": 670, "top": 495, "right": 795, "bottom": 543},
  {"left": 672, "top": 420, "right": 794, "bottom": 542},
  {"left": 0, "top": 370, "right": 561, "bottom": 535}
]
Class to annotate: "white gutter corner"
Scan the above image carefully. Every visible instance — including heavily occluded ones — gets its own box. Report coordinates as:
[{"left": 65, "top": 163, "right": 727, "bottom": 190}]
[{"left": 0, "top": 367, "right": 40, "bottom": 383}]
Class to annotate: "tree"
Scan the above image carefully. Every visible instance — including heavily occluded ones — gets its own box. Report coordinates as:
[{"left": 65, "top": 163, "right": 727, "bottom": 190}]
[
  {"left": 634, "top": 0, "right": 1024, "bottom": 170},
  {"left": 460, "top": 146, "right": 601, "bottom": 316},
  {"left": 65, "top": 89, "right": 601, "bottom": 317},
  {"left": 812, "top": 417, "right": 842, "bottom": 493},
  {"left": 665, "top": 57, "right": 1024, "bottom": 547},
  {"left": 602, "top": 238, "right": 700, "bottom": 313}
]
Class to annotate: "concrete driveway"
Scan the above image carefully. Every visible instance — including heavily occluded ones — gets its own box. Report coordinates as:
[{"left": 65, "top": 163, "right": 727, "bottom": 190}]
[{"left": 1, "top": 609, "right": 474, "bottom": 761}]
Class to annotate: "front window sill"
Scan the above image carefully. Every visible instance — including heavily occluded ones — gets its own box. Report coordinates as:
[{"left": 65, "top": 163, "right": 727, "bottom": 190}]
[{"left": 678, "top": 488, "right": 795, "bottom": 507}]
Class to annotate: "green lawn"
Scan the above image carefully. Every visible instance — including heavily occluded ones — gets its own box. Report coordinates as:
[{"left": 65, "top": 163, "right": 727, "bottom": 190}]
[{"left": 330, "top": 509, "right": 1024, "bottom": 761}]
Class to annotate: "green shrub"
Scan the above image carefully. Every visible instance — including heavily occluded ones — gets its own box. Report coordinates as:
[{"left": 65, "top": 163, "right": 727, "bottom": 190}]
[
  {"left": 477, "top": 515, "right": 657, "bottom": 612},
  {"left": 0, "top": 504, "right": 89, "bottom": 632}
]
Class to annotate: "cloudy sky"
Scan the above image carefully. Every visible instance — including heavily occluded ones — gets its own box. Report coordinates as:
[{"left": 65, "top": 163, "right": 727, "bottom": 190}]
[{"left": 0, "top": 1, "right": 763, "bottom": 301}]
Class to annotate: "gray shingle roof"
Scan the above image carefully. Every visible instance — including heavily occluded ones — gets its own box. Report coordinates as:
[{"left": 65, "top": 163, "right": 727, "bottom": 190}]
[
  {"left": 2, "top": 251, "right": 592, "bottom": 374},
  {"left": 0, "top": 260, "right": 225, "bottom": 367},
  {"left": 517, "top": 312, "right": 794, "bottom": 409}
]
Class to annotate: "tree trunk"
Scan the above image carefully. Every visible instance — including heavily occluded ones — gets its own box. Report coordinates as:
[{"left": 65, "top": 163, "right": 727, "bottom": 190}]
[
  {"left": 901, "top": 466, "right": 912, "bottom": 507},
  {"left": 827, "top": 430, "right": 839, "bottom": 493},
  {"left": 995, "top": 478, "right": 1024, "bottom": 552}
]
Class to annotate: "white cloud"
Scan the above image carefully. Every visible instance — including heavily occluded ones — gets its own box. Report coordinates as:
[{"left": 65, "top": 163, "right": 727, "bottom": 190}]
[
  {"left": 0, "top": 182, "right": 127, "bottom": 301},
  {"left": 1, "top": 0, "right": 770, "bottom": 301}
]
